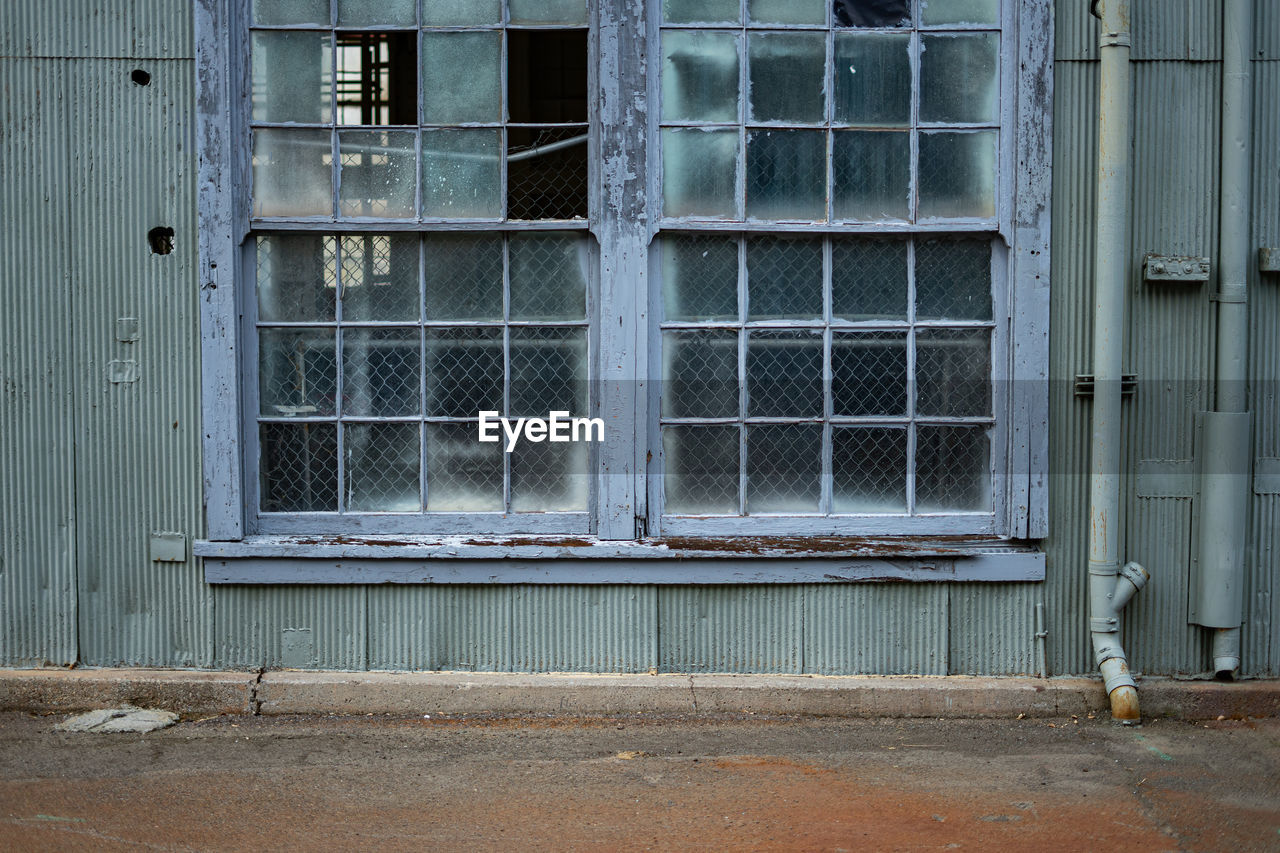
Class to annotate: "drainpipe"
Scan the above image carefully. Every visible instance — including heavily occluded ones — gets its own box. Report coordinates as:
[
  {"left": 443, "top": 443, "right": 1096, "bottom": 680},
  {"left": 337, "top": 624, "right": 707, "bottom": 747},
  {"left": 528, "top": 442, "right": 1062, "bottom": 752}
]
[
  {"left": 1196, "top": 0, "right": 1254, "bottom": 678},
  {"left": 1088, "top": 0, "right": 1147, "bottom": 723}
]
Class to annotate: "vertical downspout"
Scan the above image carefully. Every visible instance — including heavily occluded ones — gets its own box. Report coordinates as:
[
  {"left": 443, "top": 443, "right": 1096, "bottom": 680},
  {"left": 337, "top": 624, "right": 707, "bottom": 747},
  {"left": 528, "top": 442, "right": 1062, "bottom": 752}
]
[
  {"left": 1089, "top": 0, "right": 1144, "bottom": 722},
  {"left": 1198, "top": 0, "right": 1254, "bottom": 678}
]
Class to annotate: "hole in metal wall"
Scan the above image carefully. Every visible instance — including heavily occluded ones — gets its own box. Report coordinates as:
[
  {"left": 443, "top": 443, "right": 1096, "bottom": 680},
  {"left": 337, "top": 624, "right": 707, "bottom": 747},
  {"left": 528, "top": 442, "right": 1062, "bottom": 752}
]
[
  {"left": 131, "top": 69, "right": 151, "bottom": 86},
  {"left": 148, "top": 226, "right": 174, "bottom": 255}
]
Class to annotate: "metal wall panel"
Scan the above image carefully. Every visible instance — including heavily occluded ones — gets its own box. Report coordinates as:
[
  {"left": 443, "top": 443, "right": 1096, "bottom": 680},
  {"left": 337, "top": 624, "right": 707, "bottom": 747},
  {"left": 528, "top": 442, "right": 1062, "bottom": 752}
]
[
  {"left": 0, "top": 59, "right": 78, "bottom": 667},
  {"left": 0, "top": 0, "right": 192, "bottom": 59},
  {"left": 368, "top": 587, "right": 514, "bottom": 672},
  {"left": 215, "top": 586, "right": 367, "bottom": 670},
  {"left": 948, "top": 584, "right": 1037, "bottom": 675},
  {"left": 1058, "top": 0, "right": 1222, "bottom": 61},
  {"left": 804, "top": 585, "right": 948, "bottom": 675},
  {"left": 1258, "top": 0, "right": 1280, "bottom": 59},
  {"left": 511, "top": 586, "right": 658, "bottom": 673},
  {"left": 65, "top": 58, "right": 211, "bottom": 667},
  {"left": 658, "top": 587, "right": 803, "bottom": 673}
]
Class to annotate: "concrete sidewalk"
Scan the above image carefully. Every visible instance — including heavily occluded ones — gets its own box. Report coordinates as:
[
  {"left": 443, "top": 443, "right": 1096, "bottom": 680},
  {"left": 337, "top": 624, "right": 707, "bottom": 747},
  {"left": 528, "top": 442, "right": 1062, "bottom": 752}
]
[{"left": 2, "top": 668, "right": 1278, "bottom": 720}]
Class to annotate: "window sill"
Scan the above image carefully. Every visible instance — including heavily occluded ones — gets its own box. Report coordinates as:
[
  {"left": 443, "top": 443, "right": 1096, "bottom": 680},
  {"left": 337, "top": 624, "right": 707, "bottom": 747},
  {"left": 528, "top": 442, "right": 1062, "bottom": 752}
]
[{"left": 194, "top": 536, "right": 1044, "bottom": 584}]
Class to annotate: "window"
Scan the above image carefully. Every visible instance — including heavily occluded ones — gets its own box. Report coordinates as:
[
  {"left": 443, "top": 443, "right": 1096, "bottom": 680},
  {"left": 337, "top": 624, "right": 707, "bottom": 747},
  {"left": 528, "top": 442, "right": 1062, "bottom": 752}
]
[{"left": 195, "top": 0, "right": 1050, "bottom": 549}]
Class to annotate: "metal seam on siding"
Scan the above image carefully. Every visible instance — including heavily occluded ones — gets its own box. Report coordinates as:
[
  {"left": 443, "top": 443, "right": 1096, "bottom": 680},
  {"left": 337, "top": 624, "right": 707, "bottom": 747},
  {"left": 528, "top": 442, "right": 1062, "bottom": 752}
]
[{"left": 215, "top": 586, "right": 367, "bottom": 670}]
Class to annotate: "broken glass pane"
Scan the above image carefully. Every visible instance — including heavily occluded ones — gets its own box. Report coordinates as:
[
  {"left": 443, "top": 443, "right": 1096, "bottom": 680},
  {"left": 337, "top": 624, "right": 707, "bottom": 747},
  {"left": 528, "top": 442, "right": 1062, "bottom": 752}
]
[
  {"left": 509, "top": 30, "right": 588, "bottom": 123},
  {"left": 748, "top": 32, "right": 826, "bottom": 124},
  {"left": 834, "top": 0, "right": 911, "bottom": 28},
  {"left": 507, "top": 126, "right": 589, "bottom": 220},
  {"left": 662, "top": 30, "right": 740, "bottom": 123},
  {"left": 335, "top": 32, "right": 418, "bottom": 126},
  {"left": 251, "top": 31, "right": 333, "bottom": 125}
]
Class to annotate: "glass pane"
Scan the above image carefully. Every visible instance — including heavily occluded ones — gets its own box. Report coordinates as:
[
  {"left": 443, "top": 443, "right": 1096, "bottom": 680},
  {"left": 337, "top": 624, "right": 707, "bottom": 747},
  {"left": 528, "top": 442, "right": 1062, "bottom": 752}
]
[
  {"left": 421, "top": 129, "right": 501, "bottom": 218},
  {"left": 831, "top": 238, "right": 907, "bottom": 320},
  {"left": 338, "top": 0, "right": 416, "bottom": 25},
  {"left": 663, "top": 128, "right": 739, "bottom": 219},
  {"left": 832, "top": 130, "right": 909, "bottom": 220},
  {"left": 746, "top": 424, "right": 821, "bottom": 513},
  {"left": 833, "top": 427, "right": 907, "bottom": 512},
  {"left": 507, "top": 126, "right": 589, "bottom": 220},
  {"left": 663, "top": 426, "right": 740, "bottom": 514},
  {"left": 748, "top": 32, "right": 826, "bottom": 124},
  {"left": 252, "top": 31, "right": 332, "bottom": 124},
  {"left": 259, "top": 328, "right": 337, "bottom": 417},
  {"left": 746, "top": 130, "right": 826, "bottom": 221},
  {"left": 833, "top": 33, "right": 910, "bottom": 126},
  {"left": 426, "top": 422, "right": 504, "bottom": 511},
  {"left": 424, "top": 233, "right": 504, "bottom": 320},
  {"left": 252, "top": 128, "right": 332, "bottom": 218},
  {"left": 749, "top": 0, "right": 825, "bottom": 25},
  {"left": 342, "top": 327, "right": 421, "bottom": 416},
  {"left": 663, "top": 0, "right": 739, "bottom": 24},
  {"left": 253, "top": 0, "right": 329, "bottom": 27},
  {"left": 510, "top": 0, "right": 587, "bottom": 25},
  {"left": 336, "top": 32, "right": 418, "bottom": 125},
  {"left": 338, "top": 131, "right": 416, "bottom": 218},
  {"left": 257, "top": 234, "right": 337, "bottom": 323},
  {"left": 421, "top": 31, "right": 501, "bottom": 123},
  {"left": 915, "top": 237, "right": 992, "bottom": 320},
  {"left": 915, "top": 328, "right": 991, "bottom": 417},
  {"left": 921, "top": 0, "right": 999, "bottom": 26},
  {"left": 916, "top": 425, "right": 990, "bottom": 512},
  {"left": 345, "top": 423, "right": 421, "bottom": 512},
  {"left": 746, "top": 331, "right": 823, "bottom": 417},
  {"left": 662, "top": 30, "right": 740, "bottom": 123},
  {"left": 340, "top": 234, "right": 419, "bottom": 322},
  {"left": 746, "top": 235, "right": 822, "bottom": 320},
  {"left": 831, "top": 331, "right": 907, "bottom": 415},
  {"left": 920, "top": 33, "right": 999, "bottom": 124},
  {"left": 260, "top": 423, "right": 338, "bottom": 512},
  {"left": 509, "top": 232, "right": 588, "bottom": 320},
  {"left": 918, "top": 131, "right": 996, "bottom": 219},
  {"left": 662, "top": 330, "right": 740, "bottom": 418},
  {"left": 509, "top": 327, "right": 587, "bottom": 417},
  {"left": 425, "top": 327, "right": 504, "bottom": 417},
  {"left": 661, "top": 233, "right": 739, "bottom": 321},
  {"left": 422, "top": 0, "right": 501, "bottom": 25},
  {"left": 511, "top": 439, "right": 588, "bottom": 512},
  {"left": 834, "top": 0, "right": 910, "bottom": 27}
]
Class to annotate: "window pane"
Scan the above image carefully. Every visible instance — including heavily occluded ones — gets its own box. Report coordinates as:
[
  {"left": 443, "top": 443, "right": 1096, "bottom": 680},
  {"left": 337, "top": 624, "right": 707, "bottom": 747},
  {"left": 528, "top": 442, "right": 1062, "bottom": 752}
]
[
  {"left": 421, "top": 129, "right": 501, "bottom": 218},
  {"left": 509, "top": 0, "right": 587, "bottom": 25},
  {"left": 831, "top": 238, "right": 907, "bottom": 320},
  {"left": 915, "top": 328, "right": 991, "bottom": 417},
  {"left": 507, "top": 126, "right": 589, "bottom": 220},
  {"left": 424, "top": 234, "right": 504, "bottom": 320},
  {"left": 338, "top": 0, "right": 416, "bottom": 25},
  {"left": 663, "top": 128, "right": 739, "bottom": 219},
  {"left": 748, "top": 0, "right": 825, "bottom": 25},
  {"left": 340, "top": 234, "right": 419, "bottom": 322},
  {"left": 342, "top": 328, "right": 422, "bottom": 416},
  {"left": 345, "top": 423, "right": 421, "bottom": 512},
  {"left": 336, "top": 32, "right": 418, "bottom": 126},
  {"left": 918, "top": 131, "right": 996, "bottom": 219},
  {"left": 662, "top": 234, "right": 739, "bottom": 322},
  {"left": 832, "top": 130, "right": 909, "bottom": 220},
  {"left": 260, "top": 423, "right": 338, "bottom": 512},
  {"left": 834, "top": 0, "right": 910, "bottom": 27},
  {"left": 833, "top": 33, "right": 910, "bottom": 126},
  {"left": 915, "top": 237, "right": 992, "bottom": 320},
  {"left": 920, "top": 33, "right": 999, "bottom": 124},
  {"left": 746, "top": 234, "right": 822, "bottom": 320},
  {"left": 662, "top": 31, "right": 740, "bottom": 123},
  {"left": 422, "top": 0, "right": 501, "bottom": 25},
  {"left": 339, "top": 130, "right": 417, "bottom": 218},
  {"left": 747, "top": 331, "right": 823, "bottom": 417},
  {"left": 252, "top": 128, "right": 332, "bottom": 218},
  {"left": 509, "top": 30, "right": 588, "bottom": 123},
  {"left": 509, "top": 327, "right": 587, "bottom": 418},
  {"left": 748, "top": 32, "right": 826, "bottom": 124},
  {"left": 509, "top": 232, "right": 589, "bottom": 321},
  {"left": 421, "top": 31, "right": 501, "bottom": 123},
  {"left": 663, "top": 0, "right": 740, "bottom": 24},
  {"left": 253, "top": 0, "right": 328, "bottom": 27},
  {"left": 663, "top": 426, "right": 740, "bottom": 514},
  {"left": 259, "top": 328, "right": 337, "bottom": 417},
  {"left": 426, "top": 423, "right": 504, "bottom": 511},
  {"left": 662, "top": 330, "right": 740, "bottom": 418},
  {"left": 511, "top": 440, "right": 588, "bottom": 512},
  {"left": 426, "top": 328, "right": 504, "bottom": 417},
  {"left": 921, "top": 0, "right": 998, "bottom": 26},
  {"left": 833, "top": 427, "right": 907, "bottom": 513},
  {"left": 746, "top": 129, "right": 826, "bottom": 221},
  {"left": 252, "top": 31, "right": 332, "bottom": 124},
  {"left": 832, "top": 331, "right": 907, "bottom": 415},
  {"left": 257, "top": 234, "right": 336, "bottom": 323},
  {"left": 916, "top": 425, "right": 990, "bottom": 512},
  {"left": 746, "top": 424, "right": 821, "bottom": 513}
]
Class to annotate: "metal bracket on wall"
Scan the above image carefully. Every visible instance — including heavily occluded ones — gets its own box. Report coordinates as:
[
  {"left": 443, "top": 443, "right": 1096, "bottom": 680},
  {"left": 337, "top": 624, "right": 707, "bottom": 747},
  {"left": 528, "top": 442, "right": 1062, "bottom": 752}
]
[
  {"left": 1259, "top": 248, "right": 1280, "bottom": 274},
  {"left": 1074, "top": 374, "right": 1138, "bottom": 398},
  {"left": 1143, "top": 254, "right": 1210, "bottom": 284}
]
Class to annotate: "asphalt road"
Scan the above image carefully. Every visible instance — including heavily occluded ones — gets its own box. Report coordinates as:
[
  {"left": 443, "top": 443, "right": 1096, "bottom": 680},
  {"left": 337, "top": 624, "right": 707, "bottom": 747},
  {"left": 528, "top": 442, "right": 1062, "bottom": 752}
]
[{"left": 1, "top": 710, "right": 1277, "bottom": 851}]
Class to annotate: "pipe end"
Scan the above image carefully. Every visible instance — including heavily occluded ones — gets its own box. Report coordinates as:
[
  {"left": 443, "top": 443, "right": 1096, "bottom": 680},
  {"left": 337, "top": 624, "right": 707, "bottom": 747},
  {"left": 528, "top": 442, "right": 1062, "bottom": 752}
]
[
  {"left": 1213, "top": 658, "right": 1240, "bottom": 680},
  {"left": 1108, "top": 685, "right": 1141, "bottom": 723}
]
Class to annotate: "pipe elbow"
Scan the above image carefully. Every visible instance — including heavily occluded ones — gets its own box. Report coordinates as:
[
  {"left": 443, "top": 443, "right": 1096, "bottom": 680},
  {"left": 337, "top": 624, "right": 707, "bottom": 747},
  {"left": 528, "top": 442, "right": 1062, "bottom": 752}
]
[
  {"left": 1111, "top": 561, "right": 1149, "bottom": 613},
  {"left": 1108, "top": 684, "right": 1141, "bottom": 723}
]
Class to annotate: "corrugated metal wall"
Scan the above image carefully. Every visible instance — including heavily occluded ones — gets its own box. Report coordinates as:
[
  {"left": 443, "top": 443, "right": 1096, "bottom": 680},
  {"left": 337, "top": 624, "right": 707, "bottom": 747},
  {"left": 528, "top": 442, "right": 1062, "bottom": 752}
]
[{"left": 0, "top": 0, "right": 1276, "bottom": 677}]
